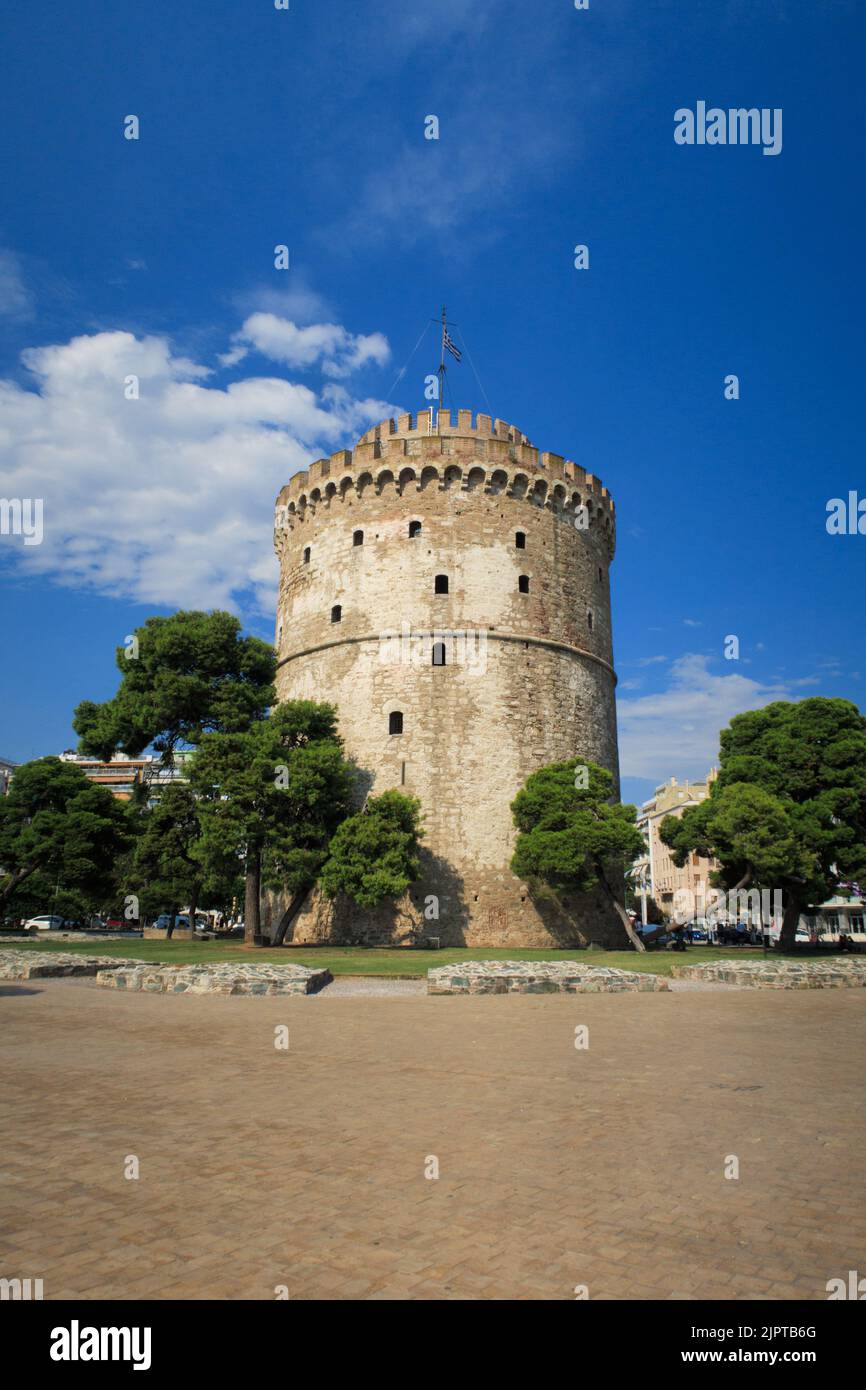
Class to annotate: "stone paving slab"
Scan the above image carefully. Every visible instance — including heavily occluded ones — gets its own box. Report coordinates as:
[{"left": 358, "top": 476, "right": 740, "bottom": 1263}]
[
  {"left": 96, "top": 962, "right": 331, "bottom": 996},
  {"left": 0, "top": 950, "right": 130, "bottom": 980},
  {"left": 427, "top": 959, "right": 669, "bottom": 994},
  {"left": 672, "top": 958, "right": 866, "bottom": 989},
  {"left": 3, "top": 980, "right": 865, "bottom": 1300}
]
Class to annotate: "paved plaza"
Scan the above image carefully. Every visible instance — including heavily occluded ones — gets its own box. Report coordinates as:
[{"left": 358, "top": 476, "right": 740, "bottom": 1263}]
[{"left": 1, "top": 975, "right": 864, "bottom": 1300}]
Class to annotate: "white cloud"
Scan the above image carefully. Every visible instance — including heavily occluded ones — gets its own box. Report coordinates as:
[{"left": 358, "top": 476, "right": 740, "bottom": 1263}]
[
  {"left": 617, "top": 653, "right": 796, "bottom": 781},
  {"left": 227, "top": 313, "right": 390, "bottom": 379},
  {"left": 0, "top": 249, "right": 33, "bottom": 319},
  {"left": 0, "top": 323, "right": 394, "bottom": 613},
  {"left": 230, "top": 278, "right": 333, "bottom": 326}
]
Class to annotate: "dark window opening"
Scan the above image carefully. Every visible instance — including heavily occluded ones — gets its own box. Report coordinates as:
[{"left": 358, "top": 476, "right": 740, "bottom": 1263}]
[
  {"left": 353, "top": 530, "right": 364, "bottom": 546},
  {"left": 409, "top": 520, "right": 422, "bottom": 538},
  {"left": 434, "top": 574, "right": 449, "bottom": 594},
  {"left": 598, "top": 566, "right": 603, "bottom": 582},
  {"left": 389, "top": 711, "right": 403, "bottom": 735},
  {"left": 515, "top": 531, "right": 526, "bottom": 549},
  {"left": 587, "top": 610, "right": 593, "bottom": 631},
  {"left": 303, "top": 547, "right": 310, "bottom": 564},
  {"left": 331, "top": 604, "right": 342, "bottom": 623},
  {"left": 518, "top": 574, "right": 529, "bottom": 594},
  {"left": 432, "top": 641, "right": 447, "bottom": 666}
]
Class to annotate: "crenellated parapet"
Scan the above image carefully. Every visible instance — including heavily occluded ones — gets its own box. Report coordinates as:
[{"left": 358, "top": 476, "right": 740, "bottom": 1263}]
[{"left": 274, "top": 409, "right": 616, "bottom": 555}]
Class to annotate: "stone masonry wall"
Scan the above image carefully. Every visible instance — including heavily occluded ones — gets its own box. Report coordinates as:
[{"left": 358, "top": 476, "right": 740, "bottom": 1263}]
[{"left": 272, "top": 409, "right": 624, "bottom": 948}]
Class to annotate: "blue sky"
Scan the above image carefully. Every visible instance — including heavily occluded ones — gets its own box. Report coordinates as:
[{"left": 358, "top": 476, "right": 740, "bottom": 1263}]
[{"left": 0, "top": 0, "right": 863, "bottom": 806}]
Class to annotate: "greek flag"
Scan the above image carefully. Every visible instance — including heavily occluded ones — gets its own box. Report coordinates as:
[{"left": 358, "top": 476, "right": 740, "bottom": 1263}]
[{"left": 443, "top": 330, "right": 462, "bottom": 362}]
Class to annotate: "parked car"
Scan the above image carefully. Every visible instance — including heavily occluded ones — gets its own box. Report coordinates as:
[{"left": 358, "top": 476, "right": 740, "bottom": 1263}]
[
  {"left": 151, "top": 913, "right": 207, "bottom": 931},
  {"left": 24, "top": 914, "right": 66, "bottom": 931},
  {"left": 643, "top": 929, "right": 687, "bottom": 951}
]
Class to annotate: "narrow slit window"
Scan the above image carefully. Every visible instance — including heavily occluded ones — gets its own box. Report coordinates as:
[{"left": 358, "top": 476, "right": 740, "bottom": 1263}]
[
  {"left": 331, "top": 604, "right": 342, "bottom": 623},
  {"left": 515, "top": 531, "right": 526, "bottom": 549},
  {"left": 587, "top": 609, "right": 593, "bottom": 631},
  {"left": 353, "top": 530, "right": 364, "bottom": 546},
  {"left": 389, "top": 711, "right": 403, "bottom": 735},
  {"left": 409, "top": 520, "right": 422, "bottom": 538},
  {"left": 432, "top": 641, "right": 447, "bottom": 666},
  {"left": 434, "top": 574, "right": 449, "bottom": 594},
  {"left": 518, "top": 574, "right": 529, "bottom": 594},
  {"left": 303, "top": 547, "right": 311, "bottom": 564}
]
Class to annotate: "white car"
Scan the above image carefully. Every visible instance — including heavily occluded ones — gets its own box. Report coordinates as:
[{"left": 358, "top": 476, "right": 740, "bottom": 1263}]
[{"left": 24, "top": 914, "right": 66, "bottom": 931}]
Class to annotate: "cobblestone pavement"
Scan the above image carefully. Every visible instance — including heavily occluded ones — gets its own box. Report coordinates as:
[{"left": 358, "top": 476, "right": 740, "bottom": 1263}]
[{"left": 2, "top": 978, "right": 864, "bottom": 1301}]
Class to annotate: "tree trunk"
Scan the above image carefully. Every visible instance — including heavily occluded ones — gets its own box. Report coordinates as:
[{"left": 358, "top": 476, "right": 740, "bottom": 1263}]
[
  {"left": 167, "top": 903, "right": 178, "bottom": 941},
  {"left": 188, "top": 884, "right": 201, "bottom": 939},
  {"left": 599, "top": 870, "right": 645, "bottom": 952},
  {"left": 642, "top": 865, "right": 755, "bottom": 947},
  {"left": 244, "top": 852, "right": 261, "bottom": 947},
  {"left": 779, "top": 894, "right": 803, "bottom": 951},
  {"left": 0, "top": 863, "right": 40, "bottom": 912},
  {"left": 271, "top": 888, "right": 310, "bottom": 947}
]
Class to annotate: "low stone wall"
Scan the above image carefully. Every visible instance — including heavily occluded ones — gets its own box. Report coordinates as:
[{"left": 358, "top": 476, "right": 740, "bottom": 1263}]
[
  {"left": 0, "top": 932, "right": 142, "bottom": 942},
  {"left": 96, "top": 962, "right": 331, "bottom": 996},
  {"left": 672, "top": 959, "right": 866, "bottom": 990},
  {"left": 427, "top": 960, "right": 669, "bottom": 995},
  {"left": 0, "top": 951, "right": 129, "bottom": 980}
]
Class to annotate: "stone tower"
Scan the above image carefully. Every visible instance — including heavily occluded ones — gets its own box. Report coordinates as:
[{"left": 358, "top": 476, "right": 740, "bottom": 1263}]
[{"left": 272, "top": 407, "right": 626, "bottom": 948}]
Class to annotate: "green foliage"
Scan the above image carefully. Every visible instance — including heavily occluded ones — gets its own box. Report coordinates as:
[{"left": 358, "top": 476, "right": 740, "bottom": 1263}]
[
  {"left": 0, "top": 757, "right": 130, "bottom": 912},
  {"left": 73, "top": 610, "right": 276, "bottom": 759},
  {"left": 189, "top": 701, "right": 355, "bottom": 897},
  {"left": 660, "top": 699, "right": 866, "bottom": 913},
  {"left": 131, "top": 785, "right": 204, "bottom": 920},
  {"left": 510, "top": 761, "right": 644, "bottom": 894},
  {"left": 319, "top": 791, "right": 423, "bottom": 908}
]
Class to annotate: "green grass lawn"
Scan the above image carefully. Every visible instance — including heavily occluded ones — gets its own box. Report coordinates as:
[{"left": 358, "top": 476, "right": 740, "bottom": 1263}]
[{"left": 0, "top": 936, "right": 836, "bottom": 978}]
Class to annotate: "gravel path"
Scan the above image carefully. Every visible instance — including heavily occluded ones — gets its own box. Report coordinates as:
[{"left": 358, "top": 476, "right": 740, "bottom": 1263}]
[
  {"left": 316, "top": 975, "right": 427, "bottom": 998},
  {"left": 322, "top": 975, "right": 738, "bottom": 997},
  {"left": 667, "top": 977, "right": 742, "bottom": 992}
]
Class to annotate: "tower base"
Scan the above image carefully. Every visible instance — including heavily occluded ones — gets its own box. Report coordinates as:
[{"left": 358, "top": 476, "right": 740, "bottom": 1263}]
[{"left": 262, "top": 866, "right": 629, "bottom": 951}]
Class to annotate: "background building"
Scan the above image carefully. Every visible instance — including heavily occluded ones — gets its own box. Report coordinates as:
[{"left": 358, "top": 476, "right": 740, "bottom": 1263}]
[
  {"left": 57, "top": 750, "right": 192, "bottom": 802},
  {"left": 272, "top": 407, "right": 624, "bottom": 948},
  {"left": 0, "top": 756, "right": 17, "bottom": 796},
  {"left": 636, "top": 772, "right": 718, "bottom": 919}
]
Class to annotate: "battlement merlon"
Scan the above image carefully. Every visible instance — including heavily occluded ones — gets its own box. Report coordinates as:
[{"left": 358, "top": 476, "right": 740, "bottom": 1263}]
[{"left": 275, "top": 411, "right": 616, "bottom": 518}]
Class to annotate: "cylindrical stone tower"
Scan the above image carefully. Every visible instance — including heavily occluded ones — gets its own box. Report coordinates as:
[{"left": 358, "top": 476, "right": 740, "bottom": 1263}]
[{"left": 272, "top": 407, "right": 626, "bottom": 948}]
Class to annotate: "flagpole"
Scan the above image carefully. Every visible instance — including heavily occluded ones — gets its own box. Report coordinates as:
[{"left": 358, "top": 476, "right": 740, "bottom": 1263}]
[{"left": 438, "top": 305, "right": 447, "bottom": 431}]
